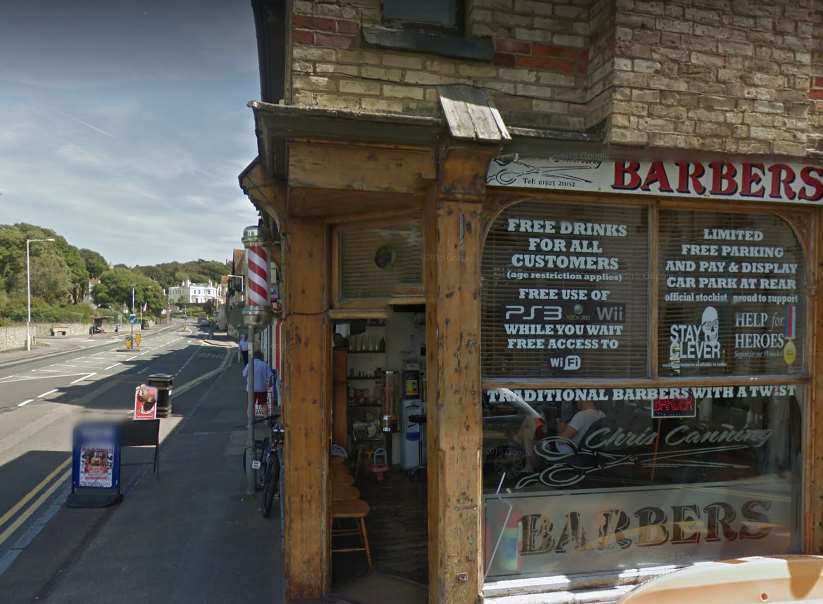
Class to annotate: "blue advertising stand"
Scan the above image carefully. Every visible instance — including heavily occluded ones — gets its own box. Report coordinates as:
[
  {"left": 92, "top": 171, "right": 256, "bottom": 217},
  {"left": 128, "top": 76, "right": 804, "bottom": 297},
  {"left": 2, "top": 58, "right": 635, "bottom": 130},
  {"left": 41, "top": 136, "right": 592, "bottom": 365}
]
[{"left": 65, "top": 422, "right": 123, "bottom": 508}]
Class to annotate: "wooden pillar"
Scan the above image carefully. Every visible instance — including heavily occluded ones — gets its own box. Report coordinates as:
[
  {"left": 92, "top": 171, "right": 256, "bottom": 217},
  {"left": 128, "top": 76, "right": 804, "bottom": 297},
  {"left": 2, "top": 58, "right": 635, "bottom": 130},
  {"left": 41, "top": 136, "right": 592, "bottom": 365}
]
[
  {"left": 809, "top": 209, "right": 823, "bottom": 553},
  {"left": 425, "top": 192, "right": 484, "bottom": 604},
  {"left": 282, "top": 218, "right": 330, "bottom": 600}
]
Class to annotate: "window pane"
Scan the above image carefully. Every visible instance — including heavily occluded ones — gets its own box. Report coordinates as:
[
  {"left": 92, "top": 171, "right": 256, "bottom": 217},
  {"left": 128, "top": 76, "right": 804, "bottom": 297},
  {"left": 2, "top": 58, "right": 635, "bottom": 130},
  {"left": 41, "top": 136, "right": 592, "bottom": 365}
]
[
  {"left": 481, "top": 201, "right": 649, "bottom": 379},
  {"left": 483, "top": 385, "right": 803, "bottom": 578},
  {"left": 659, "top": 211, "right": 807, "bottom": 377},
  {"left": 383, "top": 0, "right": 457, "bottom": 28},
  {"left": 339, "top": 223, "right": 423, "bottom": 300}
]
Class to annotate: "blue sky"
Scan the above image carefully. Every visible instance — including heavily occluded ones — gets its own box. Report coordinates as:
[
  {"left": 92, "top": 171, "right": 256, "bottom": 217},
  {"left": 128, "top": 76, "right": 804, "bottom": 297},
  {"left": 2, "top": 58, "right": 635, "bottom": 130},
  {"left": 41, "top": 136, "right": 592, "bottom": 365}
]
[{"left": 0, "top": 0, "right": 261, "bottom": 265}]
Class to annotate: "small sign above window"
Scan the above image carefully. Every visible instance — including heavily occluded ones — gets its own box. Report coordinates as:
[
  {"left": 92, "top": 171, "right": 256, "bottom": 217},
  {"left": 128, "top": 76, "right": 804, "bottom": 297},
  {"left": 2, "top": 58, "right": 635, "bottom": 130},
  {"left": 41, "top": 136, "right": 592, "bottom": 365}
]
[{"left": 383, "top": 0, "right": 459, "bottom": 29}]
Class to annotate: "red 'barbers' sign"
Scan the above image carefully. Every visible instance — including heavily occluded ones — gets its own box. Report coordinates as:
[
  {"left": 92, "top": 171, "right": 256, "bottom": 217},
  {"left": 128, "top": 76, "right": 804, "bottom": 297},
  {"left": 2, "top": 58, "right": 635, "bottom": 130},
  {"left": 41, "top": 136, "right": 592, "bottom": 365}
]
[{"left": 486, "top": 157, "right": 823, "bottom": 204}]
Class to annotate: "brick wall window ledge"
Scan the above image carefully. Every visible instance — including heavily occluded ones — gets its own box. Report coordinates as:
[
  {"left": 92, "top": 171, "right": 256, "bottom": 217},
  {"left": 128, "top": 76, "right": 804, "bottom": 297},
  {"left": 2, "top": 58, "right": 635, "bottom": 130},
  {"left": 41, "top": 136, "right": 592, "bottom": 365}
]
[{"left": 361, "top": 25, "right": 494, "bottom": 62}]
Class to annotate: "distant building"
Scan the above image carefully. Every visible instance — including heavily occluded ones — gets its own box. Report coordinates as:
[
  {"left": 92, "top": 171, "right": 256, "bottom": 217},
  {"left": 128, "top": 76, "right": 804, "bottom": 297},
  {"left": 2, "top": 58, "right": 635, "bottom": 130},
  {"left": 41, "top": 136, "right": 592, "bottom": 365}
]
[{"left": 167, "top": 280, "right": 222, "bottom": 305}]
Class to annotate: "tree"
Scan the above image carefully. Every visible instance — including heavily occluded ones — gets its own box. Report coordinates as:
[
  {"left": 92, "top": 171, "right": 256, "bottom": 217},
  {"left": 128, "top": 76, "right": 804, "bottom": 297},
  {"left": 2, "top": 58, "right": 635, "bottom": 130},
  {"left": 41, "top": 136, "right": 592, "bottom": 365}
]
[
  {"left": 59, "top": 244, "right": 89, "bottom": 304},
  {"left": 79, "top": 249, "right": 108, "bottom": 279},
  {"left": 133, "top": 259, "right": 230, "bottom": 289},
  {"left": 93, "top": 268, "right": 165, "bottom": 315},
  {"left": 0, "top": 223, "right": 88, "bottom": 304},
  {"left": 30, "top": 252, "right": 72, "bottom": 304}
]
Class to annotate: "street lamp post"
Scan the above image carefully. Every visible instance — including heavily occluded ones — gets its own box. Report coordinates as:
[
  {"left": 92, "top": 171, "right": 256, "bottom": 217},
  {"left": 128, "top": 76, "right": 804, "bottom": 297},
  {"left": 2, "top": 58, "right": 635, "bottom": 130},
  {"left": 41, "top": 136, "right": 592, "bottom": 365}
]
[{"left": 26, "top": 238, "right": 56, "bottom": 351}]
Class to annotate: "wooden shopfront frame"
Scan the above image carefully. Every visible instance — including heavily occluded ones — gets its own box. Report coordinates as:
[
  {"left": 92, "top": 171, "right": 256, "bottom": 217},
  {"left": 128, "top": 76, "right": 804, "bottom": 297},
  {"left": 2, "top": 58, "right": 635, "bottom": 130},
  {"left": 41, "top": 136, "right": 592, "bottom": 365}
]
[{"left": 477, "top": 185, "right": 823, "bottom": 592}]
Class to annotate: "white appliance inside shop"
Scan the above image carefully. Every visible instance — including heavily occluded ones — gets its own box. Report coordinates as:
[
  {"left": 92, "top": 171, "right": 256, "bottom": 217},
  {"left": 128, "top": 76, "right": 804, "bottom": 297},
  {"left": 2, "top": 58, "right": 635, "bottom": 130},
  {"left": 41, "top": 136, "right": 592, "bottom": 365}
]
[{"left": 401, "top": 399, "right": 426, "bottom": 470}]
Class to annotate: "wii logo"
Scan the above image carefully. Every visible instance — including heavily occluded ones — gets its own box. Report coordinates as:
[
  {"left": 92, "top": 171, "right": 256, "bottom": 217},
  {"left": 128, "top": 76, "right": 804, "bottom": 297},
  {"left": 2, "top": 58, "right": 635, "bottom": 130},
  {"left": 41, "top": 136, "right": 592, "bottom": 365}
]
[{"left": 595, "top": 304, "right": 625, "bottom": 322}]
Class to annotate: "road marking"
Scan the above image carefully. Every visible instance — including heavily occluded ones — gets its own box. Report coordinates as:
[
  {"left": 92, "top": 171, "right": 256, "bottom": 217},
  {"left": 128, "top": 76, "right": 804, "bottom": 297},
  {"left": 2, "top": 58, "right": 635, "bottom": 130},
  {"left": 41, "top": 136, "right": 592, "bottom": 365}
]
[
  {"left": 0, "top": 373, "right": 89, "bottom": 383},
  {"left": 37, "top": 389, "right": 58, "bottom": 398},
  {"left": 103, "top": 363, "right": 120, "bottom": 370},
  {"left": 0, "top": 467, "right": 72, "bottom": 548},
  {"left": 0, "top": 458, "right": 70, "bottom": 532},
  {"left": 69, "top": 372, "right": 96, "bottom": 384},
  {"left": 16, "top": 400, "right": 33, "bottom": 407}
]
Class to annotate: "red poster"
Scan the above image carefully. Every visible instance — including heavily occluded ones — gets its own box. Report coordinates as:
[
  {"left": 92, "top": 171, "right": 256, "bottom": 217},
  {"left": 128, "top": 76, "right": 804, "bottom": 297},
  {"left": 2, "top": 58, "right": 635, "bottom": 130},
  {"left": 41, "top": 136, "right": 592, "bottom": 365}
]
[{"left": 134, "top": 385, "right": 158, "bottom": 420}]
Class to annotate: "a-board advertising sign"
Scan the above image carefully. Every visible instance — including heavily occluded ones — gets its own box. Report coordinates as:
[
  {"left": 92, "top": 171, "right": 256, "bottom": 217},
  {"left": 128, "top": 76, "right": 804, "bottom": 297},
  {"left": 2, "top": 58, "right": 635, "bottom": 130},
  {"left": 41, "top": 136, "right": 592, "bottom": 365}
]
[
  {"left": 134, "top": 384, "right": 158, "bottom": 420},
  {"left": 67, "top": 422, "right": 122, "bottom": 507}
]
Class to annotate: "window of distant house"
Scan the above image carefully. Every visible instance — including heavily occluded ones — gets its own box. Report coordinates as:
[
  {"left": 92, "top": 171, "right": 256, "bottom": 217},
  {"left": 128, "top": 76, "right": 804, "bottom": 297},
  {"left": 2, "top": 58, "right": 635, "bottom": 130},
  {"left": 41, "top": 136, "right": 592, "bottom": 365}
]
[{"left": 382, "top": 0, "right": 461, "bottom": 30}]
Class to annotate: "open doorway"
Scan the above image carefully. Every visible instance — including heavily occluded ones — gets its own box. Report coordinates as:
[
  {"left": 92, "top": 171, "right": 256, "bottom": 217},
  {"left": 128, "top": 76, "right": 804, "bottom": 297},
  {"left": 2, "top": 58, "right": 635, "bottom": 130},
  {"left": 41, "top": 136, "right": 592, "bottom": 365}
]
[{"left": 330, "top": 307, "right": 428, "bottom": 588}]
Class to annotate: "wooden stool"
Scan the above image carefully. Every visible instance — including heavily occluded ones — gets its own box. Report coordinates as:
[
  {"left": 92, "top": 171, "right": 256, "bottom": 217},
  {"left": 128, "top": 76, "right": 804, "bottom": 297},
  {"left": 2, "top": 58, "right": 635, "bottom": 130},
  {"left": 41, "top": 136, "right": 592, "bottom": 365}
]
[
  {"left": 332, "top": 471, "right": 354, "bottom": 486},
  {"left": 331, "top": 499, "right": 373, "bottom": 568},
  {"left": 332, "top": 484, "right": 360, "bottom": 501}
]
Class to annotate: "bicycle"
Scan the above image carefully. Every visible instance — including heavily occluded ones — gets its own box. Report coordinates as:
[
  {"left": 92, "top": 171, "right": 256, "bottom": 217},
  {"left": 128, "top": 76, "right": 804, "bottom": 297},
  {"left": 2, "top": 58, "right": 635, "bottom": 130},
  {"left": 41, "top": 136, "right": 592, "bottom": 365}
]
[
  {"left": 240, "top": 414, "right": 282, "bottom": 493},
  {"left": 258, "top": 414, "right": 285, "bottom": 517}
]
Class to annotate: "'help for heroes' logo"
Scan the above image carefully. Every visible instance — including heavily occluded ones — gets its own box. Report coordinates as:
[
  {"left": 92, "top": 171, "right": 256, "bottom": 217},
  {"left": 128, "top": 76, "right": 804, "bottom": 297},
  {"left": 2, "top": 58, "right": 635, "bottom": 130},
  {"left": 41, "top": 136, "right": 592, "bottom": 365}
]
[{"left": 668, "top": 306, "right": 725, "bottom": 372}]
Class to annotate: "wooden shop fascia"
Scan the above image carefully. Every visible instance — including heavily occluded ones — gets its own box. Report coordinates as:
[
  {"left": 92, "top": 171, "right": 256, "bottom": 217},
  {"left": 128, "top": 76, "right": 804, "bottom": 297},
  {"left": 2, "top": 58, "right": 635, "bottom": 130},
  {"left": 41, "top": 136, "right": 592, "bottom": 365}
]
[{"left": 239, "top": 88, "right": 823, "bottom": 603}]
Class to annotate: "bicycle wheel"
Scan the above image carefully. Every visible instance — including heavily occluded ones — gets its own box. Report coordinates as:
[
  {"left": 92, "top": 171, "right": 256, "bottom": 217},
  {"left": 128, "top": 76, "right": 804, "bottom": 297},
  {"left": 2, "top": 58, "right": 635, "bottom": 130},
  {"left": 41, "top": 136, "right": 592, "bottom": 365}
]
[
  {"left": 256, "top": 438, "right": 271, "bottom": 491},
  {"left": 260, "top": 451, "right": 280, "bottom": 518}
]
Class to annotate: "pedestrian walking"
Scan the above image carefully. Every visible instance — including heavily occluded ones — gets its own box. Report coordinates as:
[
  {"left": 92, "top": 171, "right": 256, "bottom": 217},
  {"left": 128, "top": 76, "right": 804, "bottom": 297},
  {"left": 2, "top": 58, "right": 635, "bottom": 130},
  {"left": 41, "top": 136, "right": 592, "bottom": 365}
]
[
  {"left": 242, "top": 350, "right": 271, "bottom": 414},
  {"left": 238, "top": 333, "right": 249, "bottom": 365}
]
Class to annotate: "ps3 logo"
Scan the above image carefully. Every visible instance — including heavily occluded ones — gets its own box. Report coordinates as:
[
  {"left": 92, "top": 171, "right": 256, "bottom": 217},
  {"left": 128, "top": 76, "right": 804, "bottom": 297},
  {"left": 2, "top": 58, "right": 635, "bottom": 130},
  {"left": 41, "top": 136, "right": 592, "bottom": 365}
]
[{"left": 505, "top": 305, "right": 563, "bottom": 321}]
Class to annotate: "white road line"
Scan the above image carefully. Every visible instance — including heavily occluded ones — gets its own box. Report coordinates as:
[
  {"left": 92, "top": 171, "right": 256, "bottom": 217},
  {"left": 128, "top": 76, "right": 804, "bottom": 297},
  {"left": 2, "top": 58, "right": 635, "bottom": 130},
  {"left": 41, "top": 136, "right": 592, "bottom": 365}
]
[
  {"left": 0, "top": 373, "right": 89, "bottom": 383},
  {"left": 37, "top": 389, "right": 58, "bottom": 398},
  {"left": 69, "top": 372, "right": 96, "bottom": 384},
  {"left": 103, "top": 363, "right": 120, "bottom": 370},
  {"left": 16, "top": 399, "right": 33, "bottom": 407}
]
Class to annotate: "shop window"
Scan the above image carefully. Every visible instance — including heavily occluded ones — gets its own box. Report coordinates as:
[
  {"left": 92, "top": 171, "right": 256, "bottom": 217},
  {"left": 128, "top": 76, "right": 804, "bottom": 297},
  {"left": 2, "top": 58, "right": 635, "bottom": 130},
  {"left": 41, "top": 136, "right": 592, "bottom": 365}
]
[
  {"left": 658, "top": 210, "right": 806, "bottom": 377},
  {"left": 481, "top": 202, "right": 649, "bottom": 379},
  {"left": 337, "top": 222, "right": 423, "bottom": 303},
  {"left": 481, "top": 201, "right": 808, "bottom": 581}
]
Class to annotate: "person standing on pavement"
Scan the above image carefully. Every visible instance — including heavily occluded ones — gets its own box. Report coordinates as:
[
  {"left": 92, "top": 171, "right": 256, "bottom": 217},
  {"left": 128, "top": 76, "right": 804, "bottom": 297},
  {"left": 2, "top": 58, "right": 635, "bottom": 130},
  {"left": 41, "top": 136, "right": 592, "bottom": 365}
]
[
  {"left": 242, "top": 350, "right": 270, "bottom": 413},
  {"left": 238, "top": 333, "right": 249, "bottom": 365}
]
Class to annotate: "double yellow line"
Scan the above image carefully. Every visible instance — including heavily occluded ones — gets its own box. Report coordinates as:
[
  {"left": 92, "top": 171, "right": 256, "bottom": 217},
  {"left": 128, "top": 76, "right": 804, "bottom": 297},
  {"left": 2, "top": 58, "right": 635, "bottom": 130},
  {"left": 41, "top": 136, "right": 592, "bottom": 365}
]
[{"left": 0, "top": 457, "right": 72, "bottom": 547}]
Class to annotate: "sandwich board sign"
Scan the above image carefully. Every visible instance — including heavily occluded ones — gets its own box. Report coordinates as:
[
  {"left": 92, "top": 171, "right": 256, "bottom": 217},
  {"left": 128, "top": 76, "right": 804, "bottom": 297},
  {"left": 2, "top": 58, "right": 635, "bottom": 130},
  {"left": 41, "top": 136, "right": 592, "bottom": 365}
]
[
  {"left": 66, "top": 422, "right": 122, "bottom": 508},
  {"left": 134, "top": 385, "right": 158, "bottom": 420}
]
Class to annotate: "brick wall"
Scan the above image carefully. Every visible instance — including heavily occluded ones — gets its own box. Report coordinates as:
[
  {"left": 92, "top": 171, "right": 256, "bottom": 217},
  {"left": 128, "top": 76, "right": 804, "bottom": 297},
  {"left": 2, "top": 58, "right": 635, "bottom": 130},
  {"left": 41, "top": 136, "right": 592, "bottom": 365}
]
[
  {"left": 287, "top": 0, "right": 821, "bottom": 158},
  {"left": 291, "top": 0, "right": 600, "bottom": 130},
  {"left": 610, "top": 0, "right": 816, "bottom": 156},
  {"left": 810, "top": 0, "right": 823, "bottom": 156}
]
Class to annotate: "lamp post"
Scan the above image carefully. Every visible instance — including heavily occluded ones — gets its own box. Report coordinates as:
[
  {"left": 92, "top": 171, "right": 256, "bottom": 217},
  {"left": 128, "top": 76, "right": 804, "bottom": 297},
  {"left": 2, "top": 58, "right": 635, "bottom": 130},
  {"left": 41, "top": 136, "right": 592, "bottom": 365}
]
[{"left": 26, "top": 238, "right": 56, "bottom": 351}]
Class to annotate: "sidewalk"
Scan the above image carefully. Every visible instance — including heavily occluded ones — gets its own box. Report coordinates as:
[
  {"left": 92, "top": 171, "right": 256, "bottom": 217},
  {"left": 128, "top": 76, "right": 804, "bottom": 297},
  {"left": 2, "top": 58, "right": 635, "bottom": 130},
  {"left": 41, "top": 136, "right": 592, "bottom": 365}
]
[{"left": 0, "top": 358, "right": 284, "bottom": 604}]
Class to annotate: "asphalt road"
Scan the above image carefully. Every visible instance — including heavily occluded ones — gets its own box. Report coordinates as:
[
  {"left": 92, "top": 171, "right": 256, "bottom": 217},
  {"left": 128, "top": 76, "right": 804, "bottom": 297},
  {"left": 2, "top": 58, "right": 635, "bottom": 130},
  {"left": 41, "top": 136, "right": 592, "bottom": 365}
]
[{"left": 0, "top": 322, "right": 231, "bottom": 576}]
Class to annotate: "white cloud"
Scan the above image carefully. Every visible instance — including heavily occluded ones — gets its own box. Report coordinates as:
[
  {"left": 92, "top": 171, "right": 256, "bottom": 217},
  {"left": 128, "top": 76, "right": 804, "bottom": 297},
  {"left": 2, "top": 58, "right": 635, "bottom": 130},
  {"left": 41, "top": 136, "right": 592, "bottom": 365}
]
[{"left": 0, "top": 0, "right": 261, "bottom": 266}]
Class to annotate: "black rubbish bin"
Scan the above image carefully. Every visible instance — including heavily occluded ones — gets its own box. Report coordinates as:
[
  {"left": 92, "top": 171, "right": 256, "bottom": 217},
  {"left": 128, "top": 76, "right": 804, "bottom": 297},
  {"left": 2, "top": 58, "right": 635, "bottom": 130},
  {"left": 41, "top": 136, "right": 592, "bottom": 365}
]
[{"left": 148, "top": 373, "right": 174, "bottom": 418}]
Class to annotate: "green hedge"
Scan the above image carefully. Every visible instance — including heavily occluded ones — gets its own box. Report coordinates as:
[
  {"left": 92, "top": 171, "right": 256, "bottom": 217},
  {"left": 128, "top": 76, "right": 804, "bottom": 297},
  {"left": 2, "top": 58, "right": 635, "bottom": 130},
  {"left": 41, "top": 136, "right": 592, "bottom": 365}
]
[{"left": 0, "top": 301, "right": 94, "bottom": 326}]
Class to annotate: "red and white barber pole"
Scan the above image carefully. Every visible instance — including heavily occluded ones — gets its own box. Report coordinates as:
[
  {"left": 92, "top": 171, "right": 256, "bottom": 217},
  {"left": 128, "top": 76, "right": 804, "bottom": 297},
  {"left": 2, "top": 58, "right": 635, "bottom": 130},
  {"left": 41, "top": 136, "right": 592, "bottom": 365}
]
[
  {"left": 241, "top": 225, "right": 273, "bottom": 494},
  {"left": 245, "top": 244, "right": 270, "bottom": 307}
]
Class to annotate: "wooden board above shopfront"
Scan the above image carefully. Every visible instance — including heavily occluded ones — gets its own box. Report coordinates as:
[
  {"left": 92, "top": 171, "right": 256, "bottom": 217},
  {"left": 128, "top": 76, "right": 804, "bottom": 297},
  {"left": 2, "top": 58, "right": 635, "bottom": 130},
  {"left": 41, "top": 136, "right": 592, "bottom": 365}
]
[{"left": 487, "top": 157, "right": 823, "bottom": 205}]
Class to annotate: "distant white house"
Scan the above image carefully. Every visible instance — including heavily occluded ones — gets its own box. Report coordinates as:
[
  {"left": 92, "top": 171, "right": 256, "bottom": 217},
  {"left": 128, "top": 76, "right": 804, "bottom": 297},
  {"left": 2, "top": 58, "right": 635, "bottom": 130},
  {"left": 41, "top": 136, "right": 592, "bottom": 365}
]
[{"left": 168, "top": 280, "right": 223, "bottom": 305}]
